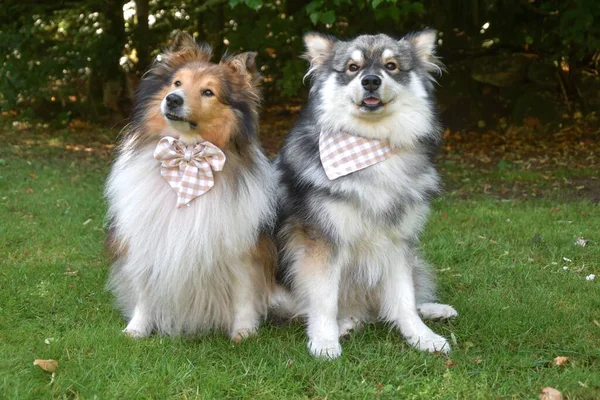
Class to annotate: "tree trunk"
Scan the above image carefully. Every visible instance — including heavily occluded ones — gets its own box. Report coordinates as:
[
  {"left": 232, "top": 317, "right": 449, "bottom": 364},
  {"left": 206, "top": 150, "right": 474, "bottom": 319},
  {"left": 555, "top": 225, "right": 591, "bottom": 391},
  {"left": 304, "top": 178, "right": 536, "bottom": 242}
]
[
  {"left": 99, "top": 0, "right": 127, "bottom": 118},
  {"left": 135, "top": 0, "right": 150, "bottom": 74},
  {"left": 213, "top": 3, "right": 226, "bottom": 57}
]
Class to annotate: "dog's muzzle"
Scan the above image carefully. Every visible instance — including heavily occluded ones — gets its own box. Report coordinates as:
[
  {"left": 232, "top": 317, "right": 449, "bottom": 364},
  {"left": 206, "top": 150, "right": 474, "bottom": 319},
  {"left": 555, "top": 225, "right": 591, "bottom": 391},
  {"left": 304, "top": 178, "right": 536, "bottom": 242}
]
[
  {"left": 359, "top": 75, "right": 384, "bottom": 110},
  {"left": 163, "top": 92, "right": 197, "bottom": 127}
]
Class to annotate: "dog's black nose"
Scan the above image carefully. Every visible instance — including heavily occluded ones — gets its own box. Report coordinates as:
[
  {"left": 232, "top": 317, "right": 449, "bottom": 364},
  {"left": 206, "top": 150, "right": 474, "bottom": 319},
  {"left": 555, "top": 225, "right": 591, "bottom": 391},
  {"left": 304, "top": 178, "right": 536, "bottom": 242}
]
[
  {"left": 166, "top": 93, "right": 184, "bottom": 109},
  {"left": 361, "top": 75, "right": 381, "bottom": 91}
]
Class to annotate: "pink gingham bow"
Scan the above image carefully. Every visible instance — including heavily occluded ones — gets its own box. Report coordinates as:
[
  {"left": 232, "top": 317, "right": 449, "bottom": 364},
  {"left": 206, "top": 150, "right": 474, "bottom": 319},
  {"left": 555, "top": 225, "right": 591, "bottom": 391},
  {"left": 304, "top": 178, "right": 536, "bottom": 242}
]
[
  {"left": 153, "top": 136, "right": 226, "bottom": 208},
  {"left": 319, "top": 131, "right": 397, "bottom": 180}
]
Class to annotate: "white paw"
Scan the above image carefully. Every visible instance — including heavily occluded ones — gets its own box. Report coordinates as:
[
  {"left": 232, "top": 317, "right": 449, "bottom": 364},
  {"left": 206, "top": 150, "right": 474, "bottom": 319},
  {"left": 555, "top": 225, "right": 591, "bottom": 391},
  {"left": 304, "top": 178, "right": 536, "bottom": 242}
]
[
  {"left": 123, "top": 327, "right": 150, "bottom": 339},
  {"left": 407, "top": 332, "right": 451, "bottom": 354},
  {"left": 124, "top": 306, "right": 151, "bottom": 338},
  {"left": 417, "top": 303, "right": 458, "bottom": 320},
  {"left": 338, "top": 316, "right": 361, "bottom": 338},
  {"left": 308, "top": 339, "right": 342, "bottom": 359},
  {"left": 230, "top": 326, "right": 258, "bottom": 343}
]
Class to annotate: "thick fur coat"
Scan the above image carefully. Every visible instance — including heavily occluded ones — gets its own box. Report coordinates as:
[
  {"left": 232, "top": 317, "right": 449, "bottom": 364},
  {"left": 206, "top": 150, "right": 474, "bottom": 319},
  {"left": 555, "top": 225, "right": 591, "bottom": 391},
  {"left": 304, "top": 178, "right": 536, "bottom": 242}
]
[
  {"left": 274, "top": 31, "right": 457, "bottom": 358},
  {"left": 105, "top": 32, "right": 277, "bottom": 341}
]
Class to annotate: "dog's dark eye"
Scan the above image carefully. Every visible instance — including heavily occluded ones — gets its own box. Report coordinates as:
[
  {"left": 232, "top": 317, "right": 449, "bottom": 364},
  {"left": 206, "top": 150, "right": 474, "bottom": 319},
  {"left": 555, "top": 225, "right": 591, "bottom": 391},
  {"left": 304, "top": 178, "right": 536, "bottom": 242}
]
[
  {"left": 385, "top": 62, "right": 397, "bottom": 71},
  {"left": 348, "top": 64, "right": 360, "bottom": 72},
  {"left": 174, "top": 80, "right": 182, "bottom": 87},
  {"left": 202, "top": 89, "right": 214, "bottom": 97}
]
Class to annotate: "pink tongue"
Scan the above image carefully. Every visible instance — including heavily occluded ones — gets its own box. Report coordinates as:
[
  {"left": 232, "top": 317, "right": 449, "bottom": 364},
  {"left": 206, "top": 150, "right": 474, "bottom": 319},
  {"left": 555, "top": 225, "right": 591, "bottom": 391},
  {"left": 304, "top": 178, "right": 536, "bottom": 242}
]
[{"left": 363, "top": 97, "right": 380, "bottom": 105}]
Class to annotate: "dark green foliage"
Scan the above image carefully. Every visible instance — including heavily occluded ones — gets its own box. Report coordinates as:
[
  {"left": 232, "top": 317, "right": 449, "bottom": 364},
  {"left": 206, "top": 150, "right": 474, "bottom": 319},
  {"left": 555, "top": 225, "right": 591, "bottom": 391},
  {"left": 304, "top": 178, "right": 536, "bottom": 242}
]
[{"left": 0, "top": 0, "right": 598, "bottom": 119}]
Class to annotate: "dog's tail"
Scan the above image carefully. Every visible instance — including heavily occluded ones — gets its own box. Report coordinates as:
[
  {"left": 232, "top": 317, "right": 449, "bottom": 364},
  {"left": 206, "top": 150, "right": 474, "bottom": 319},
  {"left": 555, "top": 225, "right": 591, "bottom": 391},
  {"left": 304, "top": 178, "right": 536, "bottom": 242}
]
[{"left": 268, "top": 284, "right": 298, "bottom": 319}]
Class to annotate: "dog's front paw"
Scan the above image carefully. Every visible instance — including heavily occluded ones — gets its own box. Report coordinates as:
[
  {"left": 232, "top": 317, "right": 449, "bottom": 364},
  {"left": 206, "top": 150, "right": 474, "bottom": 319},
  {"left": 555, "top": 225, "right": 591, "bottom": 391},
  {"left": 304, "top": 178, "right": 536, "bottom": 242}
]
[
  {"left": 123, "top": 306, "right": 152, "bottom": 339},
  {"left": 407, "top": 332, "right": 451, "bottom": 354},
  {"left": 230, "top": 326, "right": 258, "bottom": 343},
  {"left": 123, "top": 327, "right": 150, "bottom": 339},
  {"left": 417, "top": 303, "right": 458, "bottom": 320},
  {"left": 308, "top": 339, "right": 342, "bottom": 359}
]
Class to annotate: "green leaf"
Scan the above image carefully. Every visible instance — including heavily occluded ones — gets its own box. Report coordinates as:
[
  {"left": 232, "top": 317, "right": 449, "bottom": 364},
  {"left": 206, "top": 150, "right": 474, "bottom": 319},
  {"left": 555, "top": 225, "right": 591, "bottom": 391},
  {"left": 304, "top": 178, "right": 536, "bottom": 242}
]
[
  {"left": 305, "top": 0, "right": 324, "bottom": 15},
  {"left": 228, "top": 0, "right": 242, "bottom": 8},
  {"left": 244, "top": 0, "right": 262, "bottom": 11},
  {"left": 309, "top": 11, "right": 320, "bottom": 26},
  {"left": 374, "top": 6, "right": 400, "bottom": 22},
  {"left": 319, "top": 10, "right": 336, "bottom": 25},
  {"left": 371, "top": 0, "right": 383, "bottom": 9},
  {"left": 411, "top": 2, "right": 426, "bottom": 15}
]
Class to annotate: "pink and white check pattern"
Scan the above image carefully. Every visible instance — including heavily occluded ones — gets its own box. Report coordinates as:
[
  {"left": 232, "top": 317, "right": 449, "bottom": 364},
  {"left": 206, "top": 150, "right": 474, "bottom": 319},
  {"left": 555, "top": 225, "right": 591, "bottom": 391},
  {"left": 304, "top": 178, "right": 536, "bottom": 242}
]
[
  {"left": 319, "top": 131, "right": 396, "bottom": 180},
  {"left": 153, "top": 136, "right": 226, "bottom": 208}
]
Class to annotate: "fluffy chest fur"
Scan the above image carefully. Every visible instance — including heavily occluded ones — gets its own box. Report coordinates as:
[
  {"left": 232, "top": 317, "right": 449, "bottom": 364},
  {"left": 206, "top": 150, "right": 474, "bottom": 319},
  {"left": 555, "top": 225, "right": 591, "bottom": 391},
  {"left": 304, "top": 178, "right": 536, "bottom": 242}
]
[
  {"left": 105, "top": 141, "right": 276, "bottom": 333},
  {"left": 278, "top": 126, "right": 440, "bottom": 243},
  {"left": 107, "top": 143, "right": 273, "bottom": 265}
]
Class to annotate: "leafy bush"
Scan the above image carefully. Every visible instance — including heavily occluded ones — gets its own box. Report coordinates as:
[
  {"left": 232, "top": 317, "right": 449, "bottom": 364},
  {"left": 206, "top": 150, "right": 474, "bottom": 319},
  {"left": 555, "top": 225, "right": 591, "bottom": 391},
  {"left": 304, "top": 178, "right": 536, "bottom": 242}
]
[{"left": 1, "top": 0, "right": 597, "bottom": 118}]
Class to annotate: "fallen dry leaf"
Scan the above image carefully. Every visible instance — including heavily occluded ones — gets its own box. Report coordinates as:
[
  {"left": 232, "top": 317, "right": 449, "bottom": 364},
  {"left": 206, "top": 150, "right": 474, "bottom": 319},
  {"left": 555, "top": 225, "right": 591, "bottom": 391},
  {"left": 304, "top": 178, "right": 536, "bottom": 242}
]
[
  {"left": 445, "top": 359, "right": 456, "bottom": 368},
  {"left": 553, "top": 356, "right": 569, "bottom": 366},
  {"left": 33, "top": 359, "right": 58, "bottom": 373},
  {"left": 64, "top": 267, "right": 79, "bottom": 277},
  {"left": 539, "top": 387, "right": 563, "bottom": 400}
]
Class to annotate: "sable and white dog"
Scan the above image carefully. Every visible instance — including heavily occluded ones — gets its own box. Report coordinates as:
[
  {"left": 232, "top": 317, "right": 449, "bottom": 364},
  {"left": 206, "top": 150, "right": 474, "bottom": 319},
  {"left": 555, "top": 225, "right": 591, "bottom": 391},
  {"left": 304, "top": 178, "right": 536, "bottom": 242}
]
[
  {"left": 105, "top": 32, "right": 277, "bottom": 342},
  {"left": 273, "top": 30, "right": 457, "bottom": 358}
]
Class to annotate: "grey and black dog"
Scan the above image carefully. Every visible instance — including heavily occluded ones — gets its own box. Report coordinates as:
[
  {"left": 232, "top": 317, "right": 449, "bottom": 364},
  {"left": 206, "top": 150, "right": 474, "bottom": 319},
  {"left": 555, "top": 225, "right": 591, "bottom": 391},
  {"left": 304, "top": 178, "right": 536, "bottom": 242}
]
[{"left": 272, "top": 30, "right": 458, "bottom": 359}]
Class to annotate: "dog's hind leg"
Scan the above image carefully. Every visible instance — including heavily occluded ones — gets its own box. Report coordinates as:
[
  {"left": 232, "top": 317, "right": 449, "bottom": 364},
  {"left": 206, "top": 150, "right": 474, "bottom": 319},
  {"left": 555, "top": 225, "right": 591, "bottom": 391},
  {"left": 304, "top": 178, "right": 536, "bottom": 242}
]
[
  {"left": 338, "top": 315, "right": 362, "bottom": 338},
  {"left": 412, "top": 256, "right": 458, "bottom": 320},
  {"left": 269, "top": 284, "right": 298, "bottom": 318},
  {"left": 417, "top": 303, "right": 458, "bottom": 320}
]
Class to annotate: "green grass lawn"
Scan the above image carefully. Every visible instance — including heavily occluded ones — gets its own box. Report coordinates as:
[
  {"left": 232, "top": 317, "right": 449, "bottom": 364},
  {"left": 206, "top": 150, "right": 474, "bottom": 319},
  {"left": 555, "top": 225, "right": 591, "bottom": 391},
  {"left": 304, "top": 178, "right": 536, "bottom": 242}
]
[{"left": 1, "top": 124, "right": 598, "bottom": 399}]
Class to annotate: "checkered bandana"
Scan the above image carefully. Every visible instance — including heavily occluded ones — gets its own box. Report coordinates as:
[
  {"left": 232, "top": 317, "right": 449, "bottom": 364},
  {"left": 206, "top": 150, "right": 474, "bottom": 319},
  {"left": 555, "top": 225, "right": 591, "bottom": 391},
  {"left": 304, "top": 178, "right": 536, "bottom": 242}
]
[
  {"left": 153, "top": 136, "right": 226, "bottom": 208},
  {"left": 319, "top": 131, "right": 396, "bottom": 180}
]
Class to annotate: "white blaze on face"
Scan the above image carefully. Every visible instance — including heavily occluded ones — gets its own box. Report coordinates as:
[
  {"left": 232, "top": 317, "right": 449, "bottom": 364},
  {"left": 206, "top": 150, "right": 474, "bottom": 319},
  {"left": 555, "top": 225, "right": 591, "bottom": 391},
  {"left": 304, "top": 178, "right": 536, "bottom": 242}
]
[
  {"left": 160, "top": 89, "right": 188, "bottom": 115},
  {"left": 160, "top": 89, "right": 193, "bottom": 134}
]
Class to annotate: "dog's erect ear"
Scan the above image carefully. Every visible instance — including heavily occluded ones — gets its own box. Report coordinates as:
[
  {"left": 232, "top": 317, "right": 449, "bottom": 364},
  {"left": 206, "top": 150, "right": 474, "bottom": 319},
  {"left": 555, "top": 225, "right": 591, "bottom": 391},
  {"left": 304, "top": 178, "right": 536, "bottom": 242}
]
[
  {"left": 165, "top": 30, "right": 212, "bottom": 62},
  {"left": 221, "top": 52, "right": 262, "bottom": 100},
  {"left": 302, "top": 32, "right": 336, "bottom": 67},
  {"left": 221, "top": 51, "right": 261, "bottom": 86},
  {"left": 169, "top": 31, "right": 196, "bottom": 52},
  {"left": 404, "top": 29, "right": 437, "bottom": 63},
  {"left": 403, "top": 29, "right": 442, "bottom": 74},
  {"left": 222, "top": 51, "right": 257, "bottom": 77}
]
